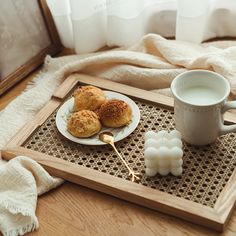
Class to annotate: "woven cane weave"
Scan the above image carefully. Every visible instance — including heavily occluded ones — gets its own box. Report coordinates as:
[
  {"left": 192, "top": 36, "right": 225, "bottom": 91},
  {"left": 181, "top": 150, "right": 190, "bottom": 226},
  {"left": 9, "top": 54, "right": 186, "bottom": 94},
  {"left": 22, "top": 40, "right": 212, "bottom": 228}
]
[{"left": 23, "top": 97, "right": 236, "bottom": 207}]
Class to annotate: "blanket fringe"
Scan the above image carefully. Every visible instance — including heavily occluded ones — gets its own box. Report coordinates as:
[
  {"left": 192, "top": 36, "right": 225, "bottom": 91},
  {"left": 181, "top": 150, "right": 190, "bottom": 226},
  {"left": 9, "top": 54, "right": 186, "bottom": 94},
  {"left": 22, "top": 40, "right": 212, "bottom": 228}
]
[
  {"left": 0, "top": 200, "right": 34, "bottom": 216},
  {"left": 3, "top": 222, "right": 39, "bottom": 236}
]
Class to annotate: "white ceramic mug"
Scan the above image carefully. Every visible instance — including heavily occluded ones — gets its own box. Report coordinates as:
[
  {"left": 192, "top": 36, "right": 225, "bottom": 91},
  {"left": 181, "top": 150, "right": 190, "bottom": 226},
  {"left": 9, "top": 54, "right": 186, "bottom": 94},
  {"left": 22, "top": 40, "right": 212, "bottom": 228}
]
[{"left": 171, "top": 70, "right": 236, "bottom": 146}]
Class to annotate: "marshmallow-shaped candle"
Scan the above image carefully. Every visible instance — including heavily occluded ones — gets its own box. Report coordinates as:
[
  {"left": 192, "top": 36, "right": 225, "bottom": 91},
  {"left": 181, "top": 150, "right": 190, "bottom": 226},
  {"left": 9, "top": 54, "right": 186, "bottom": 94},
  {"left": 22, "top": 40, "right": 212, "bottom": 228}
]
[{"left": 144, "top": 130, "right": 183, "bottom": 177}]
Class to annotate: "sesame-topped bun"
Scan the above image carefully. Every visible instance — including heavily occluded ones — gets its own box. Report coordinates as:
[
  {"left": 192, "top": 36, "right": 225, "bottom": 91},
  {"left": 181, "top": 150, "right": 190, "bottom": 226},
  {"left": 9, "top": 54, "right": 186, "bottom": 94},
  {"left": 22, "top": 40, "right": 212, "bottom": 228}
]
[
  {"left": 73, "top": 86, "right": 107, "bottom": 112},
  {"left": 98, "top": 99, "right": 132, "bottom": 128},
  {"left": 67, "top": 110, "right": 101, "bottom": 138}
]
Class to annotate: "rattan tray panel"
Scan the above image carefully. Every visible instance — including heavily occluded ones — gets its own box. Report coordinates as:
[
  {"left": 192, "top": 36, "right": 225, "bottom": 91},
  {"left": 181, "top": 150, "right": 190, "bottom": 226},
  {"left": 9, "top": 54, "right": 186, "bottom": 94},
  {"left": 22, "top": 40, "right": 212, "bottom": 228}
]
[
  {"left": 3, "top": 74, "right": 236, "bottom": 231},
  {"left": 23, "top": 98, "right": 236, "bottom": 208}
]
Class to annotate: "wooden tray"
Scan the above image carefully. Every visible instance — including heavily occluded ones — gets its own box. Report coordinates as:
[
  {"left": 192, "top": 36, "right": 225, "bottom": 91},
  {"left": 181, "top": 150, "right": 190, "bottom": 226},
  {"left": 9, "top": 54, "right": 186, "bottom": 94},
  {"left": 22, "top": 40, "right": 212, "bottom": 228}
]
[{"left": 2, "top": 74, "right": 236, "bottom": 232}]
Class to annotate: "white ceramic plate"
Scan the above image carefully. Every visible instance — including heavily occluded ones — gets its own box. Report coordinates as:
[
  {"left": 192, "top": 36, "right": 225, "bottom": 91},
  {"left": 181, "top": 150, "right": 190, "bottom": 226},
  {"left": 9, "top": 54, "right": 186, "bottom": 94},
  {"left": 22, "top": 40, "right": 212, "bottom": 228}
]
[{"left": 56, "top": 91, "right": 140, "bottom": 145}]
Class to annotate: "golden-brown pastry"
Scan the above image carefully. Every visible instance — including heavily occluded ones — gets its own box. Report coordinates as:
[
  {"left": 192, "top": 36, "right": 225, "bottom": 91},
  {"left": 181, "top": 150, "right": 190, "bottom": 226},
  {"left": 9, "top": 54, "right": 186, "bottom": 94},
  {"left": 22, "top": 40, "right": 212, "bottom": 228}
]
[
  {"left": 73, "top": 85, "right": 107, "bottom": 112},
  {"left": 67, "top": 110, "right": 101, "bottom": 138},
  {"left": 98, "top": 99, "right": 132, "bottom": 128}
]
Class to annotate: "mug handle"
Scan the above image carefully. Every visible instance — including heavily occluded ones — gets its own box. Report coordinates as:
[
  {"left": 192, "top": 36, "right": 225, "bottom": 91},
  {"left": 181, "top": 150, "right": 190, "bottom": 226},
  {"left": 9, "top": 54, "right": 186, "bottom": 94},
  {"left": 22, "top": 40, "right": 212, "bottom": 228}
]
[{"left": 220, "top": 101, "right": 236, "bottom": 135}]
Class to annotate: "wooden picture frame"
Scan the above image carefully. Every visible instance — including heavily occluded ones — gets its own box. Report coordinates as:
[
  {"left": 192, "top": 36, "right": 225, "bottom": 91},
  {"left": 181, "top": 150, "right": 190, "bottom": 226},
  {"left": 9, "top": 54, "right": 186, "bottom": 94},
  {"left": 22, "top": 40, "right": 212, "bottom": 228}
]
[
  {"left": 0, "top": 0, "right": 62, "bottom": 95},
  {"left": 2, "top": 74, "right": 236, "bottom": 232}
]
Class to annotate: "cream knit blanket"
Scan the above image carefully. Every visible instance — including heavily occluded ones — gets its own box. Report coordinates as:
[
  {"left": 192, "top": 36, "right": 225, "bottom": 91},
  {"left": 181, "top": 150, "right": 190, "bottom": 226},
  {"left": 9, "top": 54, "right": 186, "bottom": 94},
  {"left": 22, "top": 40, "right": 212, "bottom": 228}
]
[
  {"left": 0, "top": 157, "right": 63, "bottom": 236},
  {"left": 49, "top": 34, "right": 236, "bottom": 96},
  {"left": 1, "top": 34, "right": 236, "bottom": 235}
]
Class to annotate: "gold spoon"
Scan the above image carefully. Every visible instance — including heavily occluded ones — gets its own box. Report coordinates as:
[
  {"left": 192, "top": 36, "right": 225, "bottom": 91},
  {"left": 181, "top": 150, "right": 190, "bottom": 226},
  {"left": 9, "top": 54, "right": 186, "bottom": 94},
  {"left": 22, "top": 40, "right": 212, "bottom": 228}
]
[{"left": 99, "top": 132, "right": 140, "bottom": 182}]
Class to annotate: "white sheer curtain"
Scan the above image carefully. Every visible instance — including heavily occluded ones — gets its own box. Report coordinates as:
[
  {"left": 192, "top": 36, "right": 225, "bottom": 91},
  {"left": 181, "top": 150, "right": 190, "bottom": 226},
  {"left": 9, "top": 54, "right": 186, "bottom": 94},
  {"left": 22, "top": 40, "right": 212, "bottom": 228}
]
[{"left": 46, "top": 0, "right": 236, "bottom": 54}]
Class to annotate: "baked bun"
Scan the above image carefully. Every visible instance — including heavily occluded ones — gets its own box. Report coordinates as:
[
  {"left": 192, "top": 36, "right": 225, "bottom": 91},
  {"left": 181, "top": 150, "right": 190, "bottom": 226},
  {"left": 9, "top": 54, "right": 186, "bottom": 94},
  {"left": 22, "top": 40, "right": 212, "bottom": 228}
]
[
  {"left": 98, "top": 99, "right": 132, "bottom": 128},
  {"left": 67, "top": 110, "right": 101, "bottom": 138},
  {"left": 73, "top": 86, "right": 107, "bottom": 112}
]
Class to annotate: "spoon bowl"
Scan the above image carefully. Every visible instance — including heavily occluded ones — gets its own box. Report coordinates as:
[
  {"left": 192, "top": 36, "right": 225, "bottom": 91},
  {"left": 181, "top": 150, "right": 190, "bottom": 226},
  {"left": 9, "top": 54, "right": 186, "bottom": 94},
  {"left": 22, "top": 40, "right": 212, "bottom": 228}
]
[{"left": 99, "top": 132, "right": 114, "bottom": 144}]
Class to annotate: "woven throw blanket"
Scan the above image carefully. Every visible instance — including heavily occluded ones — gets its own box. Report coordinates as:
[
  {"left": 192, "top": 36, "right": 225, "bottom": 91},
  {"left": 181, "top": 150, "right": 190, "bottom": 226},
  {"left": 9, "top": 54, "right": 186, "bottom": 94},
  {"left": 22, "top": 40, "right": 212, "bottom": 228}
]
[
  {"left": 0, "top": 157, "right": 63, "bottom": 236},
  {"left": 1, "top": 34, "right": 236, "bottom": 235}
]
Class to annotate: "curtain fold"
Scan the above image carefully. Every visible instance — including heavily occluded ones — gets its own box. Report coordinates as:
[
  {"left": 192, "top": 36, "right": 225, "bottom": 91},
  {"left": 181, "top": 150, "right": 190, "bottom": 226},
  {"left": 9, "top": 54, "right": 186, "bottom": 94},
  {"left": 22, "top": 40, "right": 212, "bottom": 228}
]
[
  {"left": 106, "top": 0, "right": 145, "bottom": 47},
  {"left": 176, "top": 0, "right": 210, "bottom": 43},
  {"left": 46, "top": 0, "right": 236, "bottom": 54},
  {"left": 70, "top": 0, "right": 107, "bottom": 53},
  {"left": 46, "top": 0, "right": 73, "bottom": 48}
]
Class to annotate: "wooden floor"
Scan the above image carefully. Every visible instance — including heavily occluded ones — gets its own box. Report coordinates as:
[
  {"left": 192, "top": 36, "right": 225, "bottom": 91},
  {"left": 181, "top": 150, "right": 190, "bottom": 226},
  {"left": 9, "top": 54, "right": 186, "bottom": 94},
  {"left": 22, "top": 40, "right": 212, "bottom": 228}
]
[{"left": 1, "top": 60, "right": 236, "bottom": 236}]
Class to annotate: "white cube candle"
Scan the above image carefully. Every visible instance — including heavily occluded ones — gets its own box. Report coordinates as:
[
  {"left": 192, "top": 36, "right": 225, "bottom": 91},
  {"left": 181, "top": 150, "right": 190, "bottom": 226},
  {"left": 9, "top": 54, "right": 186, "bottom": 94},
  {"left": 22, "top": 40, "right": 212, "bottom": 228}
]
[
  {"left": 144, "top": 130, "right": 184, "bottom": 177},
  {"left": 144, "top": 139, "right": 159, "bottom": 149},
  {"left": 145, "top": 168, "right": 158, "bottom": 177}
]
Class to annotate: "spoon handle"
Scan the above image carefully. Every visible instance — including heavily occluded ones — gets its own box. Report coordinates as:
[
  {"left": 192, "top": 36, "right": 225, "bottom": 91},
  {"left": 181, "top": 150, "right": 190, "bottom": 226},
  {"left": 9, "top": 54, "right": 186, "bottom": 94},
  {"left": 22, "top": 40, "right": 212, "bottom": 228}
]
[
  {"left": 111, "top": 144, "right": 132, "bottom": 172},
  {"left": 110, "top": 143, "right": 140, "bottom": 182}
]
